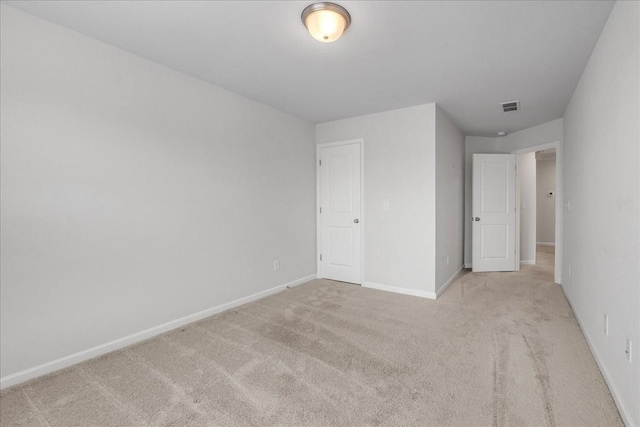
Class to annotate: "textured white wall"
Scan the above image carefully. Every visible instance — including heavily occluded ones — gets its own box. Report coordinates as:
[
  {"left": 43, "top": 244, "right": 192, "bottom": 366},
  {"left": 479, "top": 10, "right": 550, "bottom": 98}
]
[
  {"left": 507, "top": 119, "right": 563, "bottom": 152},
  {"left": 435, "top": 106, "right": 465, "bottom": 291},
  {"left": 0, "top": 5, "right": 316, "bottom": 379},
  {"left": 562, "top": 1, "right": 639, "bottom": 425},
  {"left": 316, "top": 104, "right": 437, "bottom": 295},
  {"left": 536, "top": 159, "right": 556, "bottom": 244},
  {"left": 517, "top": 152, "right": 536, "bottom": 263}
]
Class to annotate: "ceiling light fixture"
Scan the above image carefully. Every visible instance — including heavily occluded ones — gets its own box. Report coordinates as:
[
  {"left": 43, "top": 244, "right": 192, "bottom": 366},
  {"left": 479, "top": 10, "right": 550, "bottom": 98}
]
[
  {"left": 497, "top": 131, "right": 507, "bottom": 137},
  {"left": 302, "top": 2, "right": 351, "bottom": 43}
]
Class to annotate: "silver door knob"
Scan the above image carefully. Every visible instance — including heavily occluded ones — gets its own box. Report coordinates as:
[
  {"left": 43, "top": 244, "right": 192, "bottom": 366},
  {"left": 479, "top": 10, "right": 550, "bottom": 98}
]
[
  {"left": 475, "top": 217, "right": 480, "bottom": 221},
  {"left": 354, "top": 219, "right": 359, "bottom": 223}
]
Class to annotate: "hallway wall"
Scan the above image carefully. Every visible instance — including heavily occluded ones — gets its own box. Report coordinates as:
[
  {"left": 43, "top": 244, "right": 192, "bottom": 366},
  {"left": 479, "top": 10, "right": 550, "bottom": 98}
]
[
  {"left": 518, "top": 152, "right": 537, "bottom": 264},
  {"left": 562, "top": 1, "right": 639, "bottom": 425},
  {"left": 536, "top": 159, "right": 556, "bottom": 245}
]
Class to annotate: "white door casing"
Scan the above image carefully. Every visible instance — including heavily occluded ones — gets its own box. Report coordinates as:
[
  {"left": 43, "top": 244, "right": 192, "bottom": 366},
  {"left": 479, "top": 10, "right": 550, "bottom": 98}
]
[
  {"left": 318, "top": 141, "right": 362, "bottom": 284},
  {"left": 472, "top": 154, "right": 517, "bottom": 272}
]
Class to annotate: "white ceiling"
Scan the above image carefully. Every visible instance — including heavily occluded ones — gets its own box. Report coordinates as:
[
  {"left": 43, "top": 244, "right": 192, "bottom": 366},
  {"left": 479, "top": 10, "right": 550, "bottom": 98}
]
[{"left": 3, "top": 1, "right": 614, "bottom": 136}]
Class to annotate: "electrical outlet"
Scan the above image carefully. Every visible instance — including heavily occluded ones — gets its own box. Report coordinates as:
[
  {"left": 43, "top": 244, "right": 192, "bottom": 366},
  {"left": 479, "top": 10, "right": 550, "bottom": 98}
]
[
  {"left": 626, "top": 338, "right": 632, "bottom": 363},
  {"left": 273, "top": 260, "right": 280, "bottom": 271},
  {"left": 446, "top": 256, "right": 450, "bottom": 266},
  {"left": 568, "top": 265, "right": 571, "bottom": 278},
  {"left": 603, "top": 314, "right": 608, "bottom": 336},
  {"left": 566, "top": 200, "right": 571, "bottom": 211},
  {"left": 383, "top": 200, "right": 390, "bottom": 211}
]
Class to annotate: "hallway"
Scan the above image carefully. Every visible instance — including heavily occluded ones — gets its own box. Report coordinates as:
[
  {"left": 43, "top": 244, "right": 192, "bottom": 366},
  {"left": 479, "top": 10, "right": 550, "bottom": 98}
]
[{"left": 529, "top": 244, "right": 555, "bottom": 281}]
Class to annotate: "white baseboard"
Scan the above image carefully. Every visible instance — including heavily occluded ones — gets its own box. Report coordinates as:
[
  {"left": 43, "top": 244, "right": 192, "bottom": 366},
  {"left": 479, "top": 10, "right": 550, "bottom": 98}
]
[
  {"left": 436, "top": 265, "right": 464, "bottom": 298},
  {"left": 363, "top": 281, "right": 436, "bottom": 300},
  {"left": 0, "top": 274, "right": 317, "bottom": 390},
  {"left": 520, "top": 260, "right": 535, "bottom": 265},
  {"left": 536, "top": 242, "right": 556, "bottom": 246},
  {"left": 562, "top": 287, "right": 637, "bottom": 427}
]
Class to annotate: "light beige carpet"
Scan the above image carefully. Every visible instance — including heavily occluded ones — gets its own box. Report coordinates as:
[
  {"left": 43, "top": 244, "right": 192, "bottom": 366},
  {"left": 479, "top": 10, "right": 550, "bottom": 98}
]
[{"left": 0, "top": 246, "right": 622, "bottom": 426}]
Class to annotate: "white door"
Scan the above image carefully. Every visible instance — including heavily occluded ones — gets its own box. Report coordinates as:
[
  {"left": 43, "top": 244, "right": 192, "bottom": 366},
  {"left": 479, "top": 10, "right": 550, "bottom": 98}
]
[
  {"left": 472, "top": 154, "right": 516, "bottom": 272},
  {"left": 318, "top": 142, "right": 362, "bottom": 284}
]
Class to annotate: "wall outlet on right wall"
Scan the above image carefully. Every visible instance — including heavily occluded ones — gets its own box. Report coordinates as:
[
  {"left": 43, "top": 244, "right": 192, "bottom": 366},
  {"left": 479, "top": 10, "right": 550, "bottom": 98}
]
[
  {"left": 603, "top": 314, "right": 609, "bottom": 336},
  {"left": 626, "top": 338, "right": 632, "bottom": 363}
]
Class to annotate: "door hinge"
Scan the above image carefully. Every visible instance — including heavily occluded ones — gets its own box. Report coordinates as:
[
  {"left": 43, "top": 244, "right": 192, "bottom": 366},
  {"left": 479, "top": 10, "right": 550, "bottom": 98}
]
[
  {"left": 319, "top": 207, "right": 322, "bottom": 214},
  {"left": 320, "top": 254, "right": 323, "bottom": 261},
  {"left": 319, "top": 159, "right": 322, "bottom": 166}
]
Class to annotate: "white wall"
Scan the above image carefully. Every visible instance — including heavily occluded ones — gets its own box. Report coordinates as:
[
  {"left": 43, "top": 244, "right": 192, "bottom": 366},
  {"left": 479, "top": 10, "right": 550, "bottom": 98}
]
[
  {"left": 536, "top": 159, "right": 556, "bottom": 244},
  {"left": 562, "top": 1, "right": 639, "bottom": 425},
  {"left": 435, "top": 106, "right": 465, "bottom": 292},
  {"left": 316, "top": 104, "right": 437, "bottom": 296},
  {"left": 0, "top": 5, "right": 316, "bottom": 382},
  {"left": 517, "top": 152, "right": 536, "bottom": 264},
  {"left": 464, "top": 119, "right": 562, "bottom": 267},
  {"left": 506, "top": 119, "right": 563, "bottom": 153}
]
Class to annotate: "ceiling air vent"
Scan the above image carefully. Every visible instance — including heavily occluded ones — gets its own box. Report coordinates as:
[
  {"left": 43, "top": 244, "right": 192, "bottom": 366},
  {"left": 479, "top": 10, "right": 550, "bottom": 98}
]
[{"left": 501, "top": 100, "right": 520, "bottom": 112}]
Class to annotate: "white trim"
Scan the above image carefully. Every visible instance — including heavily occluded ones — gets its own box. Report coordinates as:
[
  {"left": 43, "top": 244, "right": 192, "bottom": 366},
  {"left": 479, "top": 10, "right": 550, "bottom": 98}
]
[
  {"left": 536, "top": 241, "right": 556, "bottom": 246},
  {"left": 465, "top": 263, "right": 472, "bottom": 269},
  {"left": 520, "top": 260, "right": 535, "bottom": 265},
  {"left": 363, "top": 282, "right": 436, "bottom": 300},
  {"left": 511, "top": 140, "right": 562, "bottom": 284},
  {"left": 564, "top": 288, "right": 637, "bottom": 427},
  {"left": 0, "top": 274, "right": 316, "bottom": 390},
  {"left": 436, "top": 265, "right": 464, "bottom": 297},
  {"left": 316, "top": 138, "right": 365, "bottom": 285}
]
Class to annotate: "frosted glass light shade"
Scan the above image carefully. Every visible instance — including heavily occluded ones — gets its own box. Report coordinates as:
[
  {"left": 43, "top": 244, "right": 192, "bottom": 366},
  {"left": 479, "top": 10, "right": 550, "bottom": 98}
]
[{"left": 302, "top": 3, "right": 351, "bottom": 43}]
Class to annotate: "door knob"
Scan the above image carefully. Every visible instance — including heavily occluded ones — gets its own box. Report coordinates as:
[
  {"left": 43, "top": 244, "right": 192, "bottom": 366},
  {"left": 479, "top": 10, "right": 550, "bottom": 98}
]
[
  {"left": 354, "top": 218, "right": 359, "bottom": 223},
  {"left": 475, "top": 217, "right": 480, "bottom": 221}
]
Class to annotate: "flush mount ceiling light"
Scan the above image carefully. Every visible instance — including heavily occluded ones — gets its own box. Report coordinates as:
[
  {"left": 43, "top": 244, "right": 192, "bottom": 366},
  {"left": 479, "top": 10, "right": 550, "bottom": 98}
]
[{"left": 302, "top": 2, "right": 351, "bottom": 43}]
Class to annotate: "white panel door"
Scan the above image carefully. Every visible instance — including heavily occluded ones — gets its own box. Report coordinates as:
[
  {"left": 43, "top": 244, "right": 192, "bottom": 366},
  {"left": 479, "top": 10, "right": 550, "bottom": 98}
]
[
  {"left": 319, "top": 143, "right": 361, "bottom": 284},
  {"left": 472, "top": 154, "right": 516, "bottom": 272}
]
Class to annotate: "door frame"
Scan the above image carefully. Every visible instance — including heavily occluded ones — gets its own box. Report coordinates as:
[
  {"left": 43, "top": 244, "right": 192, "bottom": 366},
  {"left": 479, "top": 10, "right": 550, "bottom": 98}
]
[
  {"left": 316, "top": 138, "right": 365, "bottom": 284},
  {"left": 512, "top": 141, "right": 562, "bottom": 284}
]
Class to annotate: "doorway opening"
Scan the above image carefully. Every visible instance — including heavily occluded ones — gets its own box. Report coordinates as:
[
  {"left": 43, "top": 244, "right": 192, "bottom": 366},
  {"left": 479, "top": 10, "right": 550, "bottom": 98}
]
[
  {"left": 513, "top": 141, "right": 562, "bottom": 283},
  {"left": 535, "top": 148, "right": 557, "bottom": 274}
]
